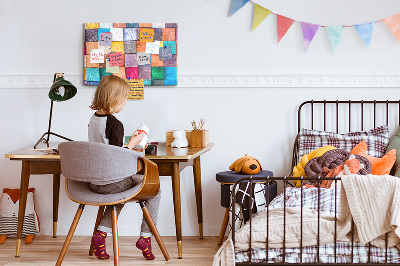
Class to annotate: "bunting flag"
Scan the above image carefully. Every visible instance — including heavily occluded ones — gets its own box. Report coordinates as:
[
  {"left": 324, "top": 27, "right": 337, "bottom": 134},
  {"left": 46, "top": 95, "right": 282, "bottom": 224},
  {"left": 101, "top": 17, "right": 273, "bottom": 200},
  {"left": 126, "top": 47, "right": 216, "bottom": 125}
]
[
  {"left": 230, "top": 0, "right": 250, "bottom": 17},
  {"left": 383, "top": 14, "right": 400, "bottom": 44},
  {"left": 301, "top": 22, "right": 319, "bottom": 52},
  {"left": 253, "top": 4, "right": 271, "bottom": 31},
  {"left": 354, "top": 22, "right": 374, "bottom": 49},
  {"left": 229, "top": 0, "right": 400, "bottom": 52},
  {"left": 326, "top": 26, "right": 345, "bottom": 52},
  {"left": 277, "top": 15, "right": 295, "bottom": 43}
]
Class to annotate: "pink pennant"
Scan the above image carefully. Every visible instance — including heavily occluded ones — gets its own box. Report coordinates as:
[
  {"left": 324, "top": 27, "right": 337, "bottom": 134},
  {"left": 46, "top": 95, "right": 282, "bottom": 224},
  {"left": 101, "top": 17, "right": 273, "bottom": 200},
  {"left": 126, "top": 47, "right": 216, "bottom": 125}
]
[
  {"left": 383, "top": 14, "right": 400, "bottom": 44},
  {"left": 277, "top": 15, "right": 295, "bottom": 43},
  {"left": 301, "top": 22, "right": 320, "bottom": 52}
]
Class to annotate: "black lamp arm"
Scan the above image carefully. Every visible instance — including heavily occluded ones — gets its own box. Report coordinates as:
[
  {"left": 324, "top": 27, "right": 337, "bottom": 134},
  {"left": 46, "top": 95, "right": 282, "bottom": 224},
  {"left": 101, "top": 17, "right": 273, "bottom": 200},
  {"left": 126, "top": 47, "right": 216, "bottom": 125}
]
[{"left": 34, "top": 132, "right": 73, "bottom": 149}]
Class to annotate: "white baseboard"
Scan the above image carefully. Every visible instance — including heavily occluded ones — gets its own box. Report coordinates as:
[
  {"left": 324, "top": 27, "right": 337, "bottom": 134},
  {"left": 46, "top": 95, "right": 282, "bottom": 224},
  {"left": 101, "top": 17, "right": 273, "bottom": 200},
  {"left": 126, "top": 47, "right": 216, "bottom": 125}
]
[{"left": 38, "top": 225, "right": 223, "bottom": 237}]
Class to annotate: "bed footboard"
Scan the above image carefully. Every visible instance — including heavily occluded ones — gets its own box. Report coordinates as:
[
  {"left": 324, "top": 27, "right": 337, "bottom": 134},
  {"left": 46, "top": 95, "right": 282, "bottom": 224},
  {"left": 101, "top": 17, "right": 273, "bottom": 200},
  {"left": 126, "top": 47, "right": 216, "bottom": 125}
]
[{"left": 231, "top": 175, "right": 397, "bottom": 265}]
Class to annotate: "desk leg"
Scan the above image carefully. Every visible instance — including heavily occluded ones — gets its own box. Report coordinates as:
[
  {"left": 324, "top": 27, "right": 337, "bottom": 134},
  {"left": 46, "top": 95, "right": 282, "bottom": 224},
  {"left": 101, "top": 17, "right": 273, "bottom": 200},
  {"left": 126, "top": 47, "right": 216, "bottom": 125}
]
[
  {"left": 171, "top": 162, "right": 182, "bottom": 259},
  {"left": 53, "top": 174, "right": 60, "bottom": 238},
  {"left": 193, "top": 157, "right": 203, "bottom": 239},
  {"left": 16, "top": 161, "right": 31, "bottom": 257}
]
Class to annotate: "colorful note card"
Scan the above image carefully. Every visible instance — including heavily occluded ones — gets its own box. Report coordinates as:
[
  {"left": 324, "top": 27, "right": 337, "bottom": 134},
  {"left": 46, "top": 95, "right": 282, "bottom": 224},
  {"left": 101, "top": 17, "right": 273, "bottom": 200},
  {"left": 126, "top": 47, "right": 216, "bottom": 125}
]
[
  {"left": 99, "top": 32, "right": 112, "bottom": 46},
  {"left": 137, "top": 52, "right": 151, "bottom": 65},
  {"left": 90, "top": 49, "right": 104, "bottom": 63},
  {"left": 109, "top": 52, "right": 123, "bottom": 67},
  {"left": 127, "top": 79, "right": 144, "bottom": 100},
  {"left": 159, "top": 46, "right": 172, "bottom": 60},
  {"left": 106, "top": 60, "right": 119, "bottom": 73},
  {"left": 145, "top": 41, "right": 161, "bottom": 54},
  {"left": 140, "top": 28, "right": 154, "bottom": 42}
]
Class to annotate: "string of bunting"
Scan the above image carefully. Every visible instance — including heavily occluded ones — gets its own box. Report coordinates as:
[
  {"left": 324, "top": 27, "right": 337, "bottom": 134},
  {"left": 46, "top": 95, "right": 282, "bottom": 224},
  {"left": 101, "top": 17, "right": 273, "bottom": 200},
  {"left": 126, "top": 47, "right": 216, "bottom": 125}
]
[{"left": 230, "top": 0, "right": 400, "bottom": 52}]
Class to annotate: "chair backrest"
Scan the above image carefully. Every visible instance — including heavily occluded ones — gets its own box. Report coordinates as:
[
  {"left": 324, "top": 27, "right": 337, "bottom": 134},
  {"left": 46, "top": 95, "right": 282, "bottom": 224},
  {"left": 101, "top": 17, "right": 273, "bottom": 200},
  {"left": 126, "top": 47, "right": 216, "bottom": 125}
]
[{"left": 59, "top": 141, "right": 142, "bottom": 183}]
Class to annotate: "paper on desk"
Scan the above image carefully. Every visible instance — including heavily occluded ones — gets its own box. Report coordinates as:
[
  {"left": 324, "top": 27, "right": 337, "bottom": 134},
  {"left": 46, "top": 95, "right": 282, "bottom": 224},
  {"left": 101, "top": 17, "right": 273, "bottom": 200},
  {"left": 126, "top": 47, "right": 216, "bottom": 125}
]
[{"left": 27, "top": 147, "right": 59, "bottom": 155}]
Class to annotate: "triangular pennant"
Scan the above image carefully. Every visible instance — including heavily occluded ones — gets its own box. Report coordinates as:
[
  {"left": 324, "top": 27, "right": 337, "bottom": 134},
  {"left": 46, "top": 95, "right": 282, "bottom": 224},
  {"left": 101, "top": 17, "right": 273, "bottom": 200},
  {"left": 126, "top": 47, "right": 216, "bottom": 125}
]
[
  {"left": 252, "top": 4, "right": 271, "bottom": 31},
  {"left": 354, "top": 22, "right": 374, "bottom": 49},
  {"left": 301, "top": 22, "right": 319, "bottom": 52},
  {"left": 383, "top": 14, "right": 400, "bottom": 44},
  {"left": 229, "top": 0, "right": 250, "bottom": 17},
  {"left": 277, "top": 15, "right": 295, "bottom": 43},
  {"left": 326, "top": 25, "right": 345, "bottom": 52}
]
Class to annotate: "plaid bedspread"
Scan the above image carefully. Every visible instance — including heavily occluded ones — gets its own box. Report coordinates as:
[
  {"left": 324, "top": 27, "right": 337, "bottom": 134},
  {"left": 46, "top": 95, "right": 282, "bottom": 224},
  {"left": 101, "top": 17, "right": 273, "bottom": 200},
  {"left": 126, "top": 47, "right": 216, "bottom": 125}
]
[{"left": 235, "top": 186, "right": 400, "bottom": 263}]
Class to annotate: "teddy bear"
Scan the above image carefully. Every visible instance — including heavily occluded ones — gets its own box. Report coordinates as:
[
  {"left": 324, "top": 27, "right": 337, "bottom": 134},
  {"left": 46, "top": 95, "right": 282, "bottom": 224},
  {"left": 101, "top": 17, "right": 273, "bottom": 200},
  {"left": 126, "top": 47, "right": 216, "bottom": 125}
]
[
  {"left": 0, "top": 188, "right": 39, "bottom": 244},
  {"left": 171, "top": 130, "right": 188, "bottom": 148}
]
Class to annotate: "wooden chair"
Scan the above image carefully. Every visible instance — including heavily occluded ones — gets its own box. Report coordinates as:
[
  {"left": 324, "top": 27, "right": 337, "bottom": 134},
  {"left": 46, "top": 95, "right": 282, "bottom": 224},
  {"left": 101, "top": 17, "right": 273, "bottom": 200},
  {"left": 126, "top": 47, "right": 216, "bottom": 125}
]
[{"left": 56, "top": 141, "right": 170, "bottom": 266}]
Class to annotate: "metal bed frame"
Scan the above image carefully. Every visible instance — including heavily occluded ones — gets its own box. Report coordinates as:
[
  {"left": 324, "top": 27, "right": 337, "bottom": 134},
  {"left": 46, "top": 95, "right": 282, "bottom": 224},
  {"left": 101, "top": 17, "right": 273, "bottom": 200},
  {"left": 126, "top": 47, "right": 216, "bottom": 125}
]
[{"left": 232, "top": 100, "right": 400, "bottom": 265}]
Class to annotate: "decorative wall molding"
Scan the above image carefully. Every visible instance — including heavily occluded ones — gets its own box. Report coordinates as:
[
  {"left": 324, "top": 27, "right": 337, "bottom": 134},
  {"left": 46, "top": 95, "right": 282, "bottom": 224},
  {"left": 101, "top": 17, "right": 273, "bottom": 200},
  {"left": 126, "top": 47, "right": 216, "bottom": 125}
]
[{"left": 1, "top": 75, "right": 399, "bottom": 88}]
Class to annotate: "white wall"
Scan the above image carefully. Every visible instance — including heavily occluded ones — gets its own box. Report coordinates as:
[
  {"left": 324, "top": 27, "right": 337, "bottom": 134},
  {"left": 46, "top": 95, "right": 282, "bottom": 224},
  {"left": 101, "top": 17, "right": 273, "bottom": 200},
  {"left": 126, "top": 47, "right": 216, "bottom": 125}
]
[{"left": 1, "top": 0, "right": 400, "bottom": 236}]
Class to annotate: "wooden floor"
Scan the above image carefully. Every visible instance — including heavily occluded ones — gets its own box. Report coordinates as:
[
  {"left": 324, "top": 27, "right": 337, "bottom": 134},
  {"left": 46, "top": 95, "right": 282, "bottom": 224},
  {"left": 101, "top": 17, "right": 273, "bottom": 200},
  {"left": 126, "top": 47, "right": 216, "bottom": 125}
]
[{"left": 0, "top": 236, "right": 223, "bottom": 265}]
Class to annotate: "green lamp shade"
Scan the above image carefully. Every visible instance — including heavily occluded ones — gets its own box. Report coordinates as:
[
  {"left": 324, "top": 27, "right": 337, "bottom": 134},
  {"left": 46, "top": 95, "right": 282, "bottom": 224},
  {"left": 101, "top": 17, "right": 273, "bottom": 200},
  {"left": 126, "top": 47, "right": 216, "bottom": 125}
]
[{"left": 48, "top": 76, "right": 77, "bottom": 102}]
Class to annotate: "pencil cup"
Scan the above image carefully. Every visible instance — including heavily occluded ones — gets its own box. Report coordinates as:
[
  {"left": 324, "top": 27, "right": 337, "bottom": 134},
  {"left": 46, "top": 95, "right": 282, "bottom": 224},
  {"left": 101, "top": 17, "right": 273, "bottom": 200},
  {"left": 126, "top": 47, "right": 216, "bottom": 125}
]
[{"left": 191, "top": 130, "right": 209, "bottom": 148}]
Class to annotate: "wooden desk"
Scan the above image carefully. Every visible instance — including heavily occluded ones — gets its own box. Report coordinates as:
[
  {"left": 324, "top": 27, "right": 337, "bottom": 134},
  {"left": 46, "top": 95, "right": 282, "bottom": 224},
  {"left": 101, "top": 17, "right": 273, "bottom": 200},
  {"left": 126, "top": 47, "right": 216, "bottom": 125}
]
[{"left": 5, "top": 142, "right": 214, "bottom": 259}]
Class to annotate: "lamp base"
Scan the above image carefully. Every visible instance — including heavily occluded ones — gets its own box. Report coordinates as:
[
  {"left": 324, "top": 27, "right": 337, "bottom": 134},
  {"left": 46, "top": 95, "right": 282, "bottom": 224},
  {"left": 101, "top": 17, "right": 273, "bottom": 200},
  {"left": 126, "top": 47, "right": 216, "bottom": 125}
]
[{"left": 33, "top": 132, "right": 73, "bottom": 149}]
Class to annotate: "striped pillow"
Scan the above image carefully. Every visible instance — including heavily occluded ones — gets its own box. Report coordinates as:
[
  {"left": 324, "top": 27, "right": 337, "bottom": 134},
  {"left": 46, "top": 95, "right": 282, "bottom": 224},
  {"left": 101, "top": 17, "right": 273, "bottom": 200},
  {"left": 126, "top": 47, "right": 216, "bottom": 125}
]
[{"left": 296, "top": 125, "right": 390, "bottom": 164}]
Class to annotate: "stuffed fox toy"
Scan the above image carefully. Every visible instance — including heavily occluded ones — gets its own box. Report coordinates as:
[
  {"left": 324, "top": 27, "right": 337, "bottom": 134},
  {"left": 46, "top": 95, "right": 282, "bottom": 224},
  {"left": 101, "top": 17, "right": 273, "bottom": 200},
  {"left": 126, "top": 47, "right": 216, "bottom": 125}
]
[
  {"left": 0, "top": 188, "right": 39, "bottom": 244},
  {"left": 230, "top": 154, "right": 263, "bottom": 175}
]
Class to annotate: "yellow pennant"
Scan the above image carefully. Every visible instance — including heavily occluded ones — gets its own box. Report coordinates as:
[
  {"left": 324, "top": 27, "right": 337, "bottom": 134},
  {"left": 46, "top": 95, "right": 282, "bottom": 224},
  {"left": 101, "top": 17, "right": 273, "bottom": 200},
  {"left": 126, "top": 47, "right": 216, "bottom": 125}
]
[{"left": 253, "top": 4, "right": 271, "bottom": 31}]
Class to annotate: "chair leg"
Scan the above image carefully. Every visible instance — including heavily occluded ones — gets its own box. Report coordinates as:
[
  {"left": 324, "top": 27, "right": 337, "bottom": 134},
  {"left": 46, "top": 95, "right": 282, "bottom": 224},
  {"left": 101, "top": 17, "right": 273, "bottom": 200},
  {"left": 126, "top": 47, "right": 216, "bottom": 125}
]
[
  {"left": 89, "top": 206, "right": 105, "bottom": 256},
  {"left": 56, "top": 204, "right": 85, "bottom": 266},
  {"left": 111, "top": 205, "right": 119, "bottom": 266},
  {"left": 218, "top": 208, "right": 230, "bottom": 245},
  {"left": 139, "top": 201, "right": 170, "bottom": 261}
]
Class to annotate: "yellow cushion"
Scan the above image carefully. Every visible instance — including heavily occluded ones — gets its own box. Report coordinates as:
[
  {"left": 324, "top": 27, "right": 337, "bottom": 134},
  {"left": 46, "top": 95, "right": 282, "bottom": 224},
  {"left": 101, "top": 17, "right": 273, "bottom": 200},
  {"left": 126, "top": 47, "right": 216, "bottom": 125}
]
[{"left": 292, "top": 145, "right": 336, "bottom": 186}]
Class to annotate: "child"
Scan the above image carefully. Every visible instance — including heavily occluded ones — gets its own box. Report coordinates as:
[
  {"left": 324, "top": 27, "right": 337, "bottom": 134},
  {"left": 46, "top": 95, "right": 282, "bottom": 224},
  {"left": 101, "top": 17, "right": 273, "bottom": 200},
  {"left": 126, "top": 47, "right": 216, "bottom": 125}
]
[{"left": 88, "top": 75, "right": 161, "bottom": 260}]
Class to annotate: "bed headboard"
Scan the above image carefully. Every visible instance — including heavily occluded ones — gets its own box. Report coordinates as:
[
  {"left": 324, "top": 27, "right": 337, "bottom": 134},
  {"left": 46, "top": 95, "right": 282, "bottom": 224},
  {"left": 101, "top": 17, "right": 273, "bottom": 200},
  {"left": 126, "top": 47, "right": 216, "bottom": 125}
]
[{"left": 292, "top": 100, "right": 400, "bottom": 169}]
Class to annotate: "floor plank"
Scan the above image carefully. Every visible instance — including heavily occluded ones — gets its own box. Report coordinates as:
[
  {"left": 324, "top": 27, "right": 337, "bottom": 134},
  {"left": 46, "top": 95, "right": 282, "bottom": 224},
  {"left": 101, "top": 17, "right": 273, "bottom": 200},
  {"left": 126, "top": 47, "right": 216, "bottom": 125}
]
[{"left": 0, "top": 236, "right": 222, "bottom": 265}]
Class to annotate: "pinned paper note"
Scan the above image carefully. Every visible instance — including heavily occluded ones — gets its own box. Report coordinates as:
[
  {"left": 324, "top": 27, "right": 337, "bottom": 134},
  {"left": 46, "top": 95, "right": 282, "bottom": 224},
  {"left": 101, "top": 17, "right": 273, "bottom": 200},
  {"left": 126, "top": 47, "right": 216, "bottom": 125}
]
[
  {"left": 99, "top": 32, "right": 112, "bottom": 46},
  {"left": 139, "top": 28, "right": 154, "bottom": 42},
  {"left": 90, "top": 49, "right": 104, "bottom": 63},
  {"left": 106, "top": 60, "right": 119, "bottom": 73},
  {"left": 127, "top": 79, "right": 144, "bottom": 100},
  {"left": 137, "top": 52, "right": 151, "bottom": 65},
  {"left": 109, "top": 52, "right": 123, "bottom": 67},
  {"left": 159, "top": 46, "right": 172, "bottom": 60},
  {"left": 145, "top": 41, "right": 161, "bottom": 54}
]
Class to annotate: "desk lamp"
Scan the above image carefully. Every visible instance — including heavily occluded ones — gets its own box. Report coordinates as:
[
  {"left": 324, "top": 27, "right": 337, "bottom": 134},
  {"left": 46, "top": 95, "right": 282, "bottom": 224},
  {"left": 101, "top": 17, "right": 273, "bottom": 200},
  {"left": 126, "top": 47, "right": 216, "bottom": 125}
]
[{"left": 33, "top": 73, "right": 77, "bottom": 149}]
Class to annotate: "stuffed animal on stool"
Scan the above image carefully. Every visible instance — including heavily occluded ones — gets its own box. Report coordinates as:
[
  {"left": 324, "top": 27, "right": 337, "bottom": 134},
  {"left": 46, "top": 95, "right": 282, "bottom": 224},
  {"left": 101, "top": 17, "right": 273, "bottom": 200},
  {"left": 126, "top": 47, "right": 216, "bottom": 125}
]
[
  {"left": 0, "top": 188, "right": 39, "bottom": 244},
  {"left": 230, "top": 154, "right": 263, "bottom": 175}
]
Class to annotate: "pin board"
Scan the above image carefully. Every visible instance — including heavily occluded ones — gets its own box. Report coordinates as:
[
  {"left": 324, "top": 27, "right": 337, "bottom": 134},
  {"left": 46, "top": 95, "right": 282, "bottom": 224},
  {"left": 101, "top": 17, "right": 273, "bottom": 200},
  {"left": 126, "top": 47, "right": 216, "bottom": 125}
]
[{"left": 84, "top": 23, "right": 178, "bottom": 86}]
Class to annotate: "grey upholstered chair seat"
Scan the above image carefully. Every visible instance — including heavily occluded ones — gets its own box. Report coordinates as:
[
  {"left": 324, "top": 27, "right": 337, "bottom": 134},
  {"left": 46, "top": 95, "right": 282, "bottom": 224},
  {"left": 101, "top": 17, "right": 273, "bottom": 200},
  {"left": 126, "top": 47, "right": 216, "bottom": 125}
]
[
  {"left": 56, "top": 141, "right": 170, "bottom": 265},
  {"left": 66, "top": 175, "right": 144, "bottom": 205}
]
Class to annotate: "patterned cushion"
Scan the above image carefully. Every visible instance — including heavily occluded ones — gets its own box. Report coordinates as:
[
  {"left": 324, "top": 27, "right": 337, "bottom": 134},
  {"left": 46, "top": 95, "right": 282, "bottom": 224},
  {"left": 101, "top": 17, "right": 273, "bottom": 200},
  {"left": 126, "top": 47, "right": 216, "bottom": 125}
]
[{"left": 296, "top": 125, "right": 390, "bottom": 164}]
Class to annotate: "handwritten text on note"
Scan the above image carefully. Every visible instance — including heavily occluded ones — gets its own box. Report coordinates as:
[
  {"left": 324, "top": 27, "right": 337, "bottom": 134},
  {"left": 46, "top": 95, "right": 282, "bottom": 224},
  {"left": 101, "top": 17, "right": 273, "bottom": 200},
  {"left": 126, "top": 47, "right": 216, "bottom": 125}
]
[
  {"left": 127, "top": 79, "right": 144, "bottom": 100},
  {"left": 159, "top": 46, "right": 172, "bottom": 60},
  {"left": 99, "top": 32, "right": 112, "bottom": 46},
  {"left": 139, "top": 28, "right": 154, "bottom": 42},
  {"left": 145, "top": 41, "right": 161, "bottom": 54},
  {"left": 109, "top": 52, "right": 123, "bottom": 67},
  {"left": 137, "top": 52, "right": 151, "bottom": 65},
  {"left": 90, "top": 49, "right": 104, "bottom": 63}
]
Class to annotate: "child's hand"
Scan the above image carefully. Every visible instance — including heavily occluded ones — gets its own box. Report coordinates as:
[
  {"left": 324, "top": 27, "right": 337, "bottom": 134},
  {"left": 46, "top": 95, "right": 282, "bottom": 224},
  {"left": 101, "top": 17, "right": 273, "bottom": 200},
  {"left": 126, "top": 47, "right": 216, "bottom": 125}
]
[
  {"left": 133, "top": 143, "right": 148, "bottom": 152},
  {"left": 126, "top": 131, "right": 145, "bottom": 150}
]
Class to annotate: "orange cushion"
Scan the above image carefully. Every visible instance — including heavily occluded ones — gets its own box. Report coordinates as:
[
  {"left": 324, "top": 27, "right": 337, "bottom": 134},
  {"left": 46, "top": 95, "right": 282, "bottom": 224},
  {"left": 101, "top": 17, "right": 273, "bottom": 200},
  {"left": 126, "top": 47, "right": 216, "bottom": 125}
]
[{"left": 351, "top": 140, "right": 396, "bottom": 175}]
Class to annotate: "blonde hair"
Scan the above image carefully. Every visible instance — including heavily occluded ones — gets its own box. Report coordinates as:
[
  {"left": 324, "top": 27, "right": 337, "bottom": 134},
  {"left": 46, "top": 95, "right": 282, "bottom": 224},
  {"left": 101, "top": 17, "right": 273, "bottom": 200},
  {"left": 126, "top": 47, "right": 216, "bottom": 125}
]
[{"left": 90, "top": 75, "right": 130, "bottom": 114}]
